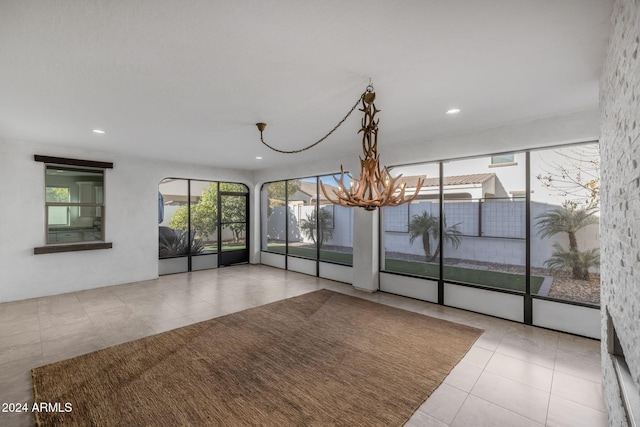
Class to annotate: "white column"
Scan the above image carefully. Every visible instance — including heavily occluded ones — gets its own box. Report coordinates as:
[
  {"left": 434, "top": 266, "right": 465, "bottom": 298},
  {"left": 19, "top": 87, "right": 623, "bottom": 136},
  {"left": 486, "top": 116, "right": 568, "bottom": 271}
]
[
  {"left": 251, "top": 184, "right": 263, "bottom": 264},
  {"left": 352, "top": 208, "right": 379, "bottom": 292}
]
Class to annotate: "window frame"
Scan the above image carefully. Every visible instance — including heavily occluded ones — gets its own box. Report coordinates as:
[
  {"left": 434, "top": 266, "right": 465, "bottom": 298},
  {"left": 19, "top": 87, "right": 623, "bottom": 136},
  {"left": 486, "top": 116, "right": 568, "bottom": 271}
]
[
  {"left": 34, "top": 155, "right": 113, "bottom": 254},
  {"left": 380, "top": 141, "right": 600, "bottom": 310},
  {"left": 260, "top": 174, "right": 354, "bottom": 267}
]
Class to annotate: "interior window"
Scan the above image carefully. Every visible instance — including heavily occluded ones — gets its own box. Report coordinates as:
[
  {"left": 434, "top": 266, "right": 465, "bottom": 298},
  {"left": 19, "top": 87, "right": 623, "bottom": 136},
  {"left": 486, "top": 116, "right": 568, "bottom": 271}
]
[{"left": 45, "top": 165, "right": 104, "bottom": 244}]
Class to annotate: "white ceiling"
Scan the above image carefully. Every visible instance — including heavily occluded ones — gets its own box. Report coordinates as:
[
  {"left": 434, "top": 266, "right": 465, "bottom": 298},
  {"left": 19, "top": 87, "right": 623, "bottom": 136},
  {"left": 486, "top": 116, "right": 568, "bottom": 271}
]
[{"left": 0, "top": 0, "right": 614, "bottom": 171}]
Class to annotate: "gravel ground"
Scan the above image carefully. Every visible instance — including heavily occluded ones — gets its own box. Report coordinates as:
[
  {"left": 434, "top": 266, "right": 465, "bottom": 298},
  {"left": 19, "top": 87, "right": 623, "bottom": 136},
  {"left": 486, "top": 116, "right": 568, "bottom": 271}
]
[{"left": 544, "top": 270, "right": 600, "bottom": 305}]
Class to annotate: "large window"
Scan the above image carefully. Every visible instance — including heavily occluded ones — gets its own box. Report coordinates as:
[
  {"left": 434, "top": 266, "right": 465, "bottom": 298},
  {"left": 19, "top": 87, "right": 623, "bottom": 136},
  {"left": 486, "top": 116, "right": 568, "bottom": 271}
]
[
  {"left": 189, "top": 180, "right": 221, "bottom": 255},
  {"left": 288, "top": 177, "right": 318, "bottom": 259},
  {"left": 159, "top": 178, "right": 192, "bottom": 258},
  {"left": 159, "top": 180, "right": 250, "bottom": 257},
  {"left": 380, "top": 142, "right": 600, "bottom": 308},
  {"left": 382, "top": 162, "right": 440, "bottom": 279},
  {"left": 319, "top": 174, "right": 353, "bottom": 264},
  {"left": 442, "top": 155, "right": 527, "bottom": 293},
  {"left": 159, "top": 179, "right": 249, "bottom": 271},
  {"left": 261, "top": 174, "right": 354, "bottom": 266},
  {"left": 530, "top": 143, "right": 600, "bottom": 305},
  {"left": 262, "top": 181, "right": 287, "bottom": 253}
]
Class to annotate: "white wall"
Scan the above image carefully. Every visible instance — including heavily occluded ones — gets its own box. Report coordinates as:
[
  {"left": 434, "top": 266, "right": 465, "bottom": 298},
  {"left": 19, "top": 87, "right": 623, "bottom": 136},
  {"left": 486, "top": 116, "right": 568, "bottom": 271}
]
[
  {"left": 0, "top": 139, "right": 253, "bottom": 303},
  {"left": 272, "top": 204, "right": 353, "bottom": 248},
  {"left": 380, "top": 200, "right": 599, "bottom": 269}
]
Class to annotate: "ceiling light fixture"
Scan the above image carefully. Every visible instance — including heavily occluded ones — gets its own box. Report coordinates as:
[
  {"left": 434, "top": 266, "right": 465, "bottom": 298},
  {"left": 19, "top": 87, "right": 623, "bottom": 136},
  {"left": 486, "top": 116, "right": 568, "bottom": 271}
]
[
  {"left": 446, "top": 108, "right": 460, "bottom": 115},
  {"left": 255, "top": 156, "right": 263, "bottom": 160},
  {"left": 256, "top": 83, "right": 423, "bottom": 211},
  {"left": 92, "top": 129, "right": 106, "bottom": 134}
]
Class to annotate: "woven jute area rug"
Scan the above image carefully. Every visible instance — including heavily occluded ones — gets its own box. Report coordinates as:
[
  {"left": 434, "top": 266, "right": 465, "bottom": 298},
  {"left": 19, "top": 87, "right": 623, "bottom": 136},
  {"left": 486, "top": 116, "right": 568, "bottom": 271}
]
[{"left": 32, "top": 289, "right": 482, "bottom": 426}]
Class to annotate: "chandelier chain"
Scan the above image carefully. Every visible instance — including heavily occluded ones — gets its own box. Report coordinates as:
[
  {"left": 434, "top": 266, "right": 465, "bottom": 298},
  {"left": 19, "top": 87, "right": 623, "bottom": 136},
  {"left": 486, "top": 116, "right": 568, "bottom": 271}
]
[{"left": 259, "top": 87, "right": 372, "bottom": 154}]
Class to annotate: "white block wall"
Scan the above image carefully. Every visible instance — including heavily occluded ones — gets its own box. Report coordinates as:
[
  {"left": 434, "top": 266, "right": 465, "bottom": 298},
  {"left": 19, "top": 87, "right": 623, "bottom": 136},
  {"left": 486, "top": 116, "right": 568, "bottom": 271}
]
[
  {"left": 600, "top": 0, "right": 640, "bottom": 424},
  {"left": 381, "top": 201, "right": 599, "bottom": 269}
]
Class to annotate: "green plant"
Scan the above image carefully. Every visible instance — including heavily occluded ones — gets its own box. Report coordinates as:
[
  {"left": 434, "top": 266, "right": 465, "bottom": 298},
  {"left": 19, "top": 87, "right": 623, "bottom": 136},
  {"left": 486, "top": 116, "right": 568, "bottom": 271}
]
[
  {"left": 266, "top": 180, "right": 302, "bottom": 216},
  {"left": 168, "top": 182, "right": 248, "bottom": 243},
  {"left": 433, "top": 217, "right": 462, "bottom": 260},
  {"left": 544, "top": 243, "right": 599, "bottom": 280},
  {"left": 408, "top": 212, "right": 462, "bottom": 262},
  {"left": 408, "top": 211, "right": 438, "bottom": 261},
  {"left": 536, "top": 206, "right": 599, "bottom": 279},
  {"left": 298, "top": 208, "right": 334, "bottom": 249},
  {"left": 159, "top": 230, "right": 204, "bottom": 257}
]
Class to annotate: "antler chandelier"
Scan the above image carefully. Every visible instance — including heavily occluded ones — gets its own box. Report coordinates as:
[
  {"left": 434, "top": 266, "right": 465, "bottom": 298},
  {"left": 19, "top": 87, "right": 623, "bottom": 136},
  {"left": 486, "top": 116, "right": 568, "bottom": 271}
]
[{"left": 257, "top": 84, "right": 423, "bottom": 210}]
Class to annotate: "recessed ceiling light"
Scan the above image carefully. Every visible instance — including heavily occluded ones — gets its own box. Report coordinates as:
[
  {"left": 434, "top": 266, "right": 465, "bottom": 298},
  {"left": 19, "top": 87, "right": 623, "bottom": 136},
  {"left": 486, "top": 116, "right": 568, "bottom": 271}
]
[
  {"left": 256, "top": 156, "right": 263, "bottom": 160},
  {"left": 446, "top": 108, "right": 461, "bottom": 115},
  {"left": 92, "top": 129, "right": 105, "bottom": 134}
]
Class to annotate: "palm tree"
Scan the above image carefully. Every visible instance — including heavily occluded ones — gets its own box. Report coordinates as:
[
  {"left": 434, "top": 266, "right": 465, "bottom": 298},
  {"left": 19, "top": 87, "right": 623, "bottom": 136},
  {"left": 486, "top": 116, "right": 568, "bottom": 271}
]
[
  {"left": 433, "top": 217, "right": 463, "bottom": 261},
  {"left": 545, "top": 243, "right": 600, "bottom": 280},
  {"left": 536, "top": 206, "right": 598, "bottom": 252},
  {"left": 408, "top": 212, "right": 438, "bottom": 261},
  {"left": 536, "top": 206, "right": 599, "bottom": 279},
  {"left": 409, "top": 212, "right": 462, "bottom": 262},
  {"left": 299, "top": 208, "right": 334, "bottom": 249}
]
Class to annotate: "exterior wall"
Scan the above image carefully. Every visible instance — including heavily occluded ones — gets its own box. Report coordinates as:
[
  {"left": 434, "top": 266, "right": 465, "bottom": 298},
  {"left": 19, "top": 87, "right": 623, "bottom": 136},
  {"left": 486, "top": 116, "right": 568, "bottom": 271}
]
[
  {"left": 265, "top": 206, "right": 301, "bottom": 242},
  {"left": 381, "top": 201, "right": 599, "bottom": 269},
  {"left": 267, "top": 197, "right": 600, "bottom": 269},
  {"left": 280, "top": 204, "right": 353, "bottom": 248},
  {"left": 0, "top": 139, "right": 252, "bottom": 303},
  {"left": 600, "top": 0, "right": 640, "bottom": 425}
]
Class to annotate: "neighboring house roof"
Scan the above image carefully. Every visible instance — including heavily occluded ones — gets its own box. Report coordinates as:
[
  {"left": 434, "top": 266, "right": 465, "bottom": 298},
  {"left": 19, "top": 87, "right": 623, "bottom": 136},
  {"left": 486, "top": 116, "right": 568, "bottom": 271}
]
[
  {"left": 398, "top": 173, "right": 496, "bottom": 188},
  {"left": 298, "top": 181, "right": 318, "bottom": 197},
  {"left": 292, "top": 173, "right": 498, "bottom": 201},
  {"left": 293, "top": 181, "right": 340, "bottom": 202}
]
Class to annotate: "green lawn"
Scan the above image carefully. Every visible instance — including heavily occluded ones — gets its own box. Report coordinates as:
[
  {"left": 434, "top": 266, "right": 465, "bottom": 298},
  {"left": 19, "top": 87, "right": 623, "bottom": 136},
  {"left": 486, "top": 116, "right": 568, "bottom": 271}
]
[
  {"left": 221, "top": 242, "right": 246, "bottom": 251},
  {"left": 266, "top": 244, "right": 543, "bottom": 293},
  {"left": 384, "top": 259, "right": 544, "bottom": 293},
  {"left": 267, "top": 244, "right": 353, "bottom": 265},
  {"left": 202, "top": 243, "right": 247, "bottom": 252}
]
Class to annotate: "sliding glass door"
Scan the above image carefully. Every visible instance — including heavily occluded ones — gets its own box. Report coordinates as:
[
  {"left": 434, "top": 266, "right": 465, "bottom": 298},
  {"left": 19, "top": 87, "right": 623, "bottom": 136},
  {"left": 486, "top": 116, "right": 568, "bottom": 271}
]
[{"left": 219, "top": 189, "right": 249, "bottom": 266}]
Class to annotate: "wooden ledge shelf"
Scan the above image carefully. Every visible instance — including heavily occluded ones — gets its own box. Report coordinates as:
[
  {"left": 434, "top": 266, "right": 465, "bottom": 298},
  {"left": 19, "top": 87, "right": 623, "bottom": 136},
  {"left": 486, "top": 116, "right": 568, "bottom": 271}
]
[{"left": 34, "top": 242, "right": 113, "bottom": 255}]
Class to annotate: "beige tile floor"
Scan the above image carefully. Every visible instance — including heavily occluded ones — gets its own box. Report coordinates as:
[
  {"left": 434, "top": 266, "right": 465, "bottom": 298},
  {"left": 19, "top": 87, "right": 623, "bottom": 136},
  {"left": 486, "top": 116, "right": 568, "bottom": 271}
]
[{"left": 0, "top": 265, "right": 606, "bottom": 426}]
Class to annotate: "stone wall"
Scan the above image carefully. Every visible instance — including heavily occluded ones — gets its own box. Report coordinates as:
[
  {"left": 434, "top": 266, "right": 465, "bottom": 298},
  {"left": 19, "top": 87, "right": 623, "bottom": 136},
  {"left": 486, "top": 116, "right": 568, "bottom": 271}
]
[{"left": 600, "top": 0, "right": 640, "bottom": 425}]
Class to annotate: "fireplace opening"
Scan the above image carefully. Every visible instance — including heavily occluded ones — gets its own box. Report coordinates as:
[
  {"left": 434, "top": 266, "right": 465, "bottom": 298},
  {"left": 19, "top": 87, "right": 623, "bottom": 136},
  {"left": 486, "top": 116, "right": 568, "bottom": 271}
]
[{"left": 607, "top": 310, "right": 639, "bottom": 427}]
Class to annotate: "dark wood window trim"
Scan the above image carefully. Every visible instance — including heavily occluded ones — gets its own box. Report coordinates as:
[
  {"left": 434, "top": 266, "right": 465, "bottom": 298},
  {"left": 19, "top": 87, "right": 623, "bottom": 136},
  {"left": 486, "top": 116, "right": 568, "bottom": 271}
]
[
  {"left": 34, "top": 155, "right": 113, "bottom": 169},
  {"left": 34, "top": 242, "right": 112, "bottom": 255}
]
